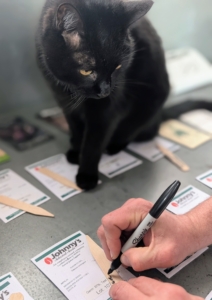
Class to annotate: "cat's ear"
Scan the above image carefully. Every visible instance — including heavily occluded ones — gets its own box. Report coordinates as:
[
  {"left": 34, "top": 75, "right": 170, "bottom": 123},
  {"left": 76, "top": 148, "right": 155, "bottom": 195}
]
[
  {"left": 56, "top": 3, "right": 83, "bottom": 48},
  {"left": 56, "top": 3, "right": 83, "bottom": 33},
  {"left": 123, "top": 0, "right": 154, "bottom": 25}
]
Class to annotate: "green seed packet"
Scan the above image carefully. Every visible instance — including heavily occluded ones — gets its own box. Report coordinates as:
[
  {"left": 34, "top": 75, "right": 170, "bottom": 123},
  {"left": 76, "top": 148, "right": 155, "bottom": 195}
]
[{"left": 0, "top": 149, "right": 10, "bottom": 164}]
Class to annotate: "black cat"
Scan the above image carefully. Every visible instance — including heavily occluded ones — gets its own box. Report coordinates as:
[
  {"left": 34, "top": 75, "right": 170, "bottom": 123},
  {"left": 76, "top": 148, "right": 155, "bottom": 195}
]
[{"left": 36, "top": 0, "right": 171, "bottom": 190}]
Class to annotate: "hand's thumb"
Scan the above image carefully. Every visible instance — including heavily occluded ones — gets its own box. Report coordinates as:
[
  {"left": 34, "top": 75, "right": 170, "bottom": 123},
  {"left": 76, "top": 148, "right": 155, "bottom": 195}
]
[{"left": 121, "top": 247, "right": 156, "bottom": 272}]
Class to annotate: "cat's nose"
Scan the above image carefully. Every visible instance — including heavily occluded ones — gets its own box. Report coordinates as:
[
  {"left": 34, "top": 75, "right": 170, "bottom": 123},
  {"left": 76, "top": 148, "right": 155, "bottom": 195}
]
[{"left": 97, "top": 82, "right": 111, "bottom": 98}]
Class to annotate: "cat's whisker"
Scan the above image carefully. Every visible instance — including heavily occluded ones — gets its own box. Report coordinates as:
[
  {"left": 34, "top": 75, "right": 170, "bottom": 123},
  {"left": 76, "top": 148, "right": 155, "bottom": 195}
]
[
  {"left": 110, "top": 86, "right": 117, "bottom": 96},
  {"left": 71, "top": 95, "right": 85, "bottom": 111},
  {"left": 110, "top": 90, "right": 116, "bottom": 103},
  {"left": 121, "top": 47, "right": 146, "bottom": 62},
  {"left": 127, "top": 48, "right": 146, "bottom": 59},
  {"left": 131, "top": 47, "right": 146, "bottom": 55},
  {"left": 116, "top": 79, "right": 152, "bottom": 88},
  {"left": 120, "top": 58, "right": 131, "bottom": 63},
  {"left": 60, "top": 93, "right": 82, "bottom": 110}
]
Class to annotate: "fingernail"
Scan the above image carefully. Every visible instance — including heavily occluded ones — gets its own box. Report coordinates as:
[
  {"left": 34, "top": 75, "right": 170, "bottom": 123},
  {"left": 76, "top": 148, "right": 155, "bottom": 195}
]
[
  {"left": 110, "top": 251, "right": 114, "bottom": 260},
  {"left": 121, "top": 254, "right": 130, "bottom": 266}
]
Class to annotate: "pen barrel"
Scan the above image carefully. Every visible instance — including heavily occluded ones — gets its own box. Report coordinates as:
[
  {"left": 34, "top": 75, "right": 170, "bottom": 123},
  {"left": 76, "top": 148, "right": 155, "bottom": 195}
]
[{"left": 121, "top": 213, "right": 156, "bottom": 253}]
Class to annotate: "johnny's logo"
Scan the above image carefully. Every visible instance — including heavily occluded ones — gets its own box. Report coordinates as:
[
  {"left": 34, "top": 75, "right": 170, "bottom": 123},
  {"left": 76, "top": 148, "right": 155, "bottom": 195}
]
[
  {"left": 44, "top": 239, "right": 82, "bottom": 264},
  {"left": 171, "top": 191, "right": 195, "bottom": 207},
  {"left": 171, "top": 202, "right": 178, "bottom": 207},
  {"left": 44, "top": 257, "right": 53, "bottom": 265}
]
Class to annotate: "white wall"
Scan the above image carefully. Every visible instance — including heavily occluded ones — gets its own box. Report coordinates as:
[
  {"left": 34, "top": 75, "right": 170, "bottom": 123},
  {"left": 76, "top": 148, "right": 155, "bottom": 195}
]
[{"left": 148, "top": 0, "right": 212, "bottom": 61}]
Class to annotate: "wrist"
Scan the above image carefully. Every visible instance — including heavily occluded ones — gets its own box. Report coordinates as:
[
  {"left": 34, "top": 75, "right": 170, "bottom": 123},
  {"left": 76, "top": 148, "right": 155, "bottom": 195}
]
[{"left": 179, "top": 213, "right": 203, "bottom": 255}]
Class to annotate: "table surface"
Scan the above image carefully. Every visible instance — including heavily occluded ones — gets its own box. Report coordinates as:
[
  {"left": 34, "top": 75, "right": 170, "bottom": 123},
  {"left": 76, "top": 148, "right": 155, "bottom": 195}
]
[{"left": 0, "top": 87, "right": 212, "bottom": 299}]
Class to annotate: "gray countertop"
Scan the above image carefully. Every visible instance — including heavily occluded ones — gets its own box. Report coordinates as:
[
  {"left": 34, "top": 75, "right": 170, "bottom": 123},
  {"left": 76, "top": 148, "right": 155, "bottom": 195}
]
[{"left": 0, "top": 87, "right": 212, "bottom": 299}]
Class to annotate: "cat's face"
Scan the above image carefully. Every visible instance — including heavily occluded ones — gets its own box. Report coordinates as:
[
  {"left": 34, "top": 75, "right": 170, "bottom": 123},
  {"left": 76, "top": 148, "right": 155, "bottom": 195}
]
[{"left": 40, "top": 0, "right": 153, "bottom": 100}]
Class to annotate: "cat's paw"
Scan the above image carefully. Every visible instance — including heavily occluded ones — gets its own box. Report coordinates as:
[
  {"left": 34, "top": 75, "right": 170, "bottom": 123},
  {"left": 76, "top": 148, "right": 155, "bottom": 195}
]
[
  {"left": 76, "top": 172, "right": 99, "bottom": 190},
  {"left": 66, "top": 149, "right": 80, "bottom": 165},
  {"left": 106, "top": 143, "right": 128, "bottom": 155}
]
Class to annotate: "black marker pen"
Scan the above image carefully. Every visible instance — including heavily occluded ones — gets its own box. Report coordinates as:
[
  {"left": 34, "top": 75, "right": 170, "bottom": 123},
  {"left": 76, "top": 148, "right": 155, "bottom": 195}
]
[{"left": 108, "top": 180, "right": 181, "bottom": 275}]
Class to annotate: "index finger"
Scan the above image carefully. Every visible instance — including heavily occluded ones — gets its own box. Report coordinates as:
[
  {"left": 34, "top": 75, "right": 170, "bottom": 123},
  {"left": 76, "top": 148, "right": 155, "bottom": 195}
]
[
  {"left": 128, "top": 277, "right": 164, "bottom": 295},
  {"left": 109, "top": 281, "right": 147, "bottom": 300},
  {"left": 101, "top": 198, "right": 152, "bottom": 259}
]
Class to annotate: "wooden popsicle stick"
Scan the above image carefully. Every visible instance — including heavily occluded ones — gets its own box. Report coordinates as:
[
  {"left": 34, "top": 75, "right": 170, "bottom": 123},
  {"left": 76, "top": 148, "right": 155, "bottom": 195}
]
[
  {"left": 86, "top": 235, "right": 122, "bottom": 283},
  {"left": 9, "top": 293, "right": 24, "bottom": 300},
  {"left": 156, "top": 143, "right": 190, "bottom": 172},
  {"left": 0, "top": 195, "right": 54, "bottom": 218},
  {"left": 38, "top": 167, "right": 82, "bottom": 191},
  {"left": 0, "top": 149, "right": 6, "bottom": 156}
]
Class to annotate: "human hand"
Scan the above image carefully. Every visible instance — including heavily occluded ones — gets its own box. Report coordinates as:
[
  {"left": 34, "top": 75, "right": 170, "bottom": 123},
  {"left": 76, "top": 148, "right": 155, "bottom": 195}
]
[
  {"left": 109, "top": 277, "right": 203, "bottom": 300},
  {"left": 97, "top": 198, "right": 196, "bottom": 271}
]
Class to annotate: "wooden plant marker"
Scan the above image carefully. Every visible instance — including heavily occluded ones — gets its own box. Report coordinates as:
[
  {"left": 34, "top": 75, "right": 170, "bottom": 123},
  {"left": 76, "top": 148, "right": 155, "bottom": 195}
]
[
  {"left": 0, "top": 195, "right": 54, "bottom": 218},
  {"left": 38, "top": 167, "right": 82, "bottom": 191},
  {"left": 86, "top": 236, "right": 122, "bottom": 284},
  {"left": 156, "top": 143, "right": 190, "bottom": 172},
  {"left": 9, "top": 293, "right": 24, "bottom": 300}
]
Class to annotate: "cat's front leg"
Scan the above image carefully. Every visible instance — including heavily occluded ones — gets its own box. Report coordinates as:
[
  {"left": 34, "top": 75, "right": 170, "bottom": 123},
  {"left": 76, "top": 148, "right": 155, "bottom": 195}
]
[
  {"left": 76, "top": 119, "right": 115, "bottom": 190},
  {"left": 76, "top": 127, "right": 105, "bottom": 190},
  {"left": 65, "top": 112, "right": 85, "bottom": 165}
]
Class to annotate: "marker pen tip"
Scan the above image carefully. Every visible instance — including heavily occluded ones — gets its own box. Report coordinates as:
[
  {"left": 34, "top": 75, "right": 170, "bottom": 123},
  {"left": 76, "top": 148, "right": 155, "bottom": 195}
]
[{"left": 108, "top": 268, "right": 113, "bottom": 275}]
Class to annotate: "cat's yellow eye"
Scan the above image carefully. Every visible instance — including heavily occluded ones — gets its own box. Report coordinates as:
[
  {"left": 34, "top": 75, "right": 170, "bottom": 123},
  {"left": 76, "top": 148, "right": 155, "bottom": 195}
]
[
  {"left": 116, "top": 65, "right": 122, "bottom": 70},
  {"left": 80, "top": 70, "right": 92, "bottom": 76}
]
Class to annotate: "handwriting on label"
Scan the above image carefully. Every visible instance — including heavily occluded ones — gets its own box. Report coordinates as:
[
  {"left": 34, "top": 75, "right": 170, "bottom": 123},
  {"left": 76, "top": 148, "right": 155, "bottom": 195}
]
[
  {"left": 84, "top": 278, "right": 111, "bottom": 300},
  {"left": 0, "top": 290, "right": 9, "bottom": 300},
  {"left": 108, "top": 276, "right": 115, "bottom": 285}
]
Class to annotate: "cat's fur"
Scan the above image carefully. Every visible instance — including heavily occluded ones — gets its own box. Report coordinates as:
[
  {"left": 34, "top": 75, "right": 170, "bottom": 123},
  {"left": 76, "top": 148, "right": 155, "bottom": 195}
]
[{"left": 36, "top": 0, "right": 170, "bottom": 190}]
